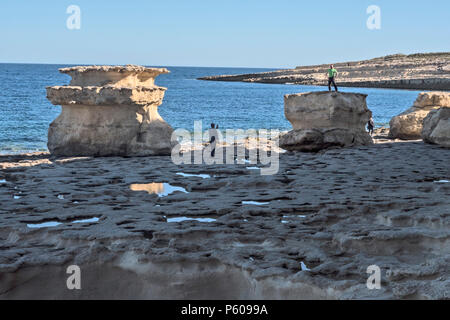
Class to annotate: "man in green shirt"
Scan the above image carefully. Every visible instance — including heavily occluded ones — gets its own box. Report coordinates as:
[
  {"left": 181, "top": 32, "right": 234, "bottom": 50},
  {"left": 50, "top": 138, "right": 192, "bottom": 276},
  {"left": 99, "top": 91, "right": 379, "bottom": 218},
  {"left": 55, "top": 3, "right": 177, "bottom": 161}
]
[{"left": 327, "top": 64, "right": 338, "bottom": 92}]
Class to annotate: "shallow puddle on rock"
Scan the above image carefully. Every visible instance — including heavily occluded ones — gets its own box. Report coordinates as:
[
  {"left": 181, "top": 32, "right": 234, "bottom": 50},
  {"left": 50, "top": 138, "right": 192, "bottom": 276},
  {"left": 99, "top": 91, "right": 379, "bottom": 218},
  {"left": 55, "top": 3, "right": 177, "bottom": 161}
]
[
  {"left": 300, "top": 261, "right": 311, "bottom": 271},
  {"left": 72, "top": 217, "right": 100, "bottom": 224},
  {"left": 236, "top": 158, "right": 252, "bottom": 164},
  {"left": 166, "top": 216, "right": 217, "bottom": 223},
  {"left": 176, "top": 172, "right": 211, "bottom": 179},
  {"left": 27, "top": 216, "right": 100, "bottom": 229},
  {"left": 27, "top": 221, "right": 63, "bottom": 229},
  {"left": 130, "top": 183, "right": 188, "bottom": 197},
  {"left": 242, "top": 201, "right": 270, "bottom": 206},
  {"left": 283, "top": 214, "right": 307, "bottom": 219}
]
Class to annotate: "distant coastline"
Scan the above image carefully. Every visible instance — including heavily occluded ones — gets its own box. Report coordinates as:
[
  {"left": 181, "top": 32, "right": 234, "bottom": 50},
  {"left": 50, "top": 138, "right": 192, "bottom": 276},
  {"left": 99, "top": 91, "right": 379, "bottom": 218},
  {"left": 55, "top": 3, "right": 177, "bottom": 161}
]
[{"left": 198, "top": 52, "right": 450, "bottom": 91}]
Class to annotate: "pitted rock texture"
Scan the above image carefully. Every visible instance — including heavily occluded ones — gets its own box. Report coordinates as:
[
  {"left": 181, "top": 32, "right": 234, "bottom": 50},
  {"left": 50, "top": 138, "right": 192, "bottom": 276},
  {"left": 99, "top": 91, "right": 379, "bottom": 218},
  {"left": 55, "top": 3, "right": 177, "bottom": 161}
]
[
  {"left": 0, "top": 138, "right": 449, "bottom": 299},
  {"left": 422, "top": 107, "right": 450, "bottom": 148},
  {"left": 280, "top": 92, "right": 373, "bottom": 152},
  {"left": 199, "top": 52, "right": 450, "bottom": 91},
  {"left": 46, "top": 65, "right": 175, "bottom": 157},
  {"left": 389, "top": 92, "right": 450, "bottom": 140}
]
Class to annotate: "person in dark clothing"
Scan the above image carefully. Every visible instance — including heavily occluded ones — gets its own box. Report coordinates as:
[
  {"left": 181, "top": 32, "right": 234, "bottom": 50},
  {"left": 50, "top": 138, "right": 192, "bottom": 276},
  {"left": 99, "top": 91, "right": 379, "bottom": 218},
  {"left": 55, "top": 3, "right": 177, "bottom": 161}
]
[
  {"left": 327, "top": 64, "right": 338, "bottom": 92},
  {"left": 209, "top": 123, "right": 217, "bottom": 157},
  {"left": 367, "top": 117, "right": 375, "bottom": 136}
]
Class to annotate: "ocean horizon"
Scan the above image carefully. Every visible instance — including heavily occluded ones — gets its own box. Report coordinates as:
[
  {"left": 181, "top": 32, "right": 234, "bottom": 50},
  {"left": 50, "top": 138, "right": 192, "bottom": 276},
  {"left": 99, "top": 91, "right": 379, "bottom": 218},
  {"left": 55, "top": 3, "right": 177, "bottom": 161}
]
[{"left": 0, "top": 63, "right": 422, "bottom": 154}]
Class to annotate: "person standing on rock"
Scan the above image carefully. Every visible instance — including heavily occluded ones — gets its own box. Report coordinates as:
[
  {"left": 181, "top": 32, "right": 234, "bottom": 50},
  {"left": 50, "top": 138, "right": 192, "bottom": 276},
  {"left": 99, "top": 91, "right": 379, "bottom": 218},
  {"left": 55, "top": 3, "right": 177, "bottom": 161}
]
[
  {"left": 327, "top": 65, "right": 338, "bottom": 92},
  {"left": 367, "top": 117, "right": 375, "bottom": 136},
  {"left": 209, "top": 123, "right": 218, "bottom": 157}
]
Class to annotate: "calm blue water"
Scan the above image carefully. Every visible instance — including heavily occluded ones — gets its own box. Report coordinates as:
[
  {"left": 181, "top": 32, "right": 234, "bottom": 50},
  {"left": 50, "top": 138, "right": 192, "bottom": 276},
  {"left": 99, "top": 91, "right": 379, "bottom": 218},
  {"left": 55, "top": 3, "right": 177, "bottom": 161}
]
[{"left": 0, "top": 63, "right": 421, "bottom": 154}]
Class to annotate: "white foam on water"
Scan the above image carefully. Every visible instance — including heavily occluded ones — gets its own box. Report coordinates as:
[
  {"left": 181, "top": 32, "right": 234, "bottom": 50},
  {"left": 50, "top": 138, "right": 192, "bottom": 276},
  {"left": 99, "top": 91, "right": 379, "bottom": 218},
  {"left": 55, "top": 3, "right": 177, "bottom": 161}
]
[
  {"left": 57, "top": 195, "right": 64, "bottom": 200},
  {"left": 13, "top": 195, "right": 21, "bottom": 200},
  {"left": 167, "top": 217, "right": 217, "bottom": 223},
  {"left": 0, "top": 179, "right": 7, "bottom": 184},
  {"left": 435, "top": 180, "right": 449, "bottom": 183},
  {"left": 246, "top": 167, "right": 260, "bottom": 170}
]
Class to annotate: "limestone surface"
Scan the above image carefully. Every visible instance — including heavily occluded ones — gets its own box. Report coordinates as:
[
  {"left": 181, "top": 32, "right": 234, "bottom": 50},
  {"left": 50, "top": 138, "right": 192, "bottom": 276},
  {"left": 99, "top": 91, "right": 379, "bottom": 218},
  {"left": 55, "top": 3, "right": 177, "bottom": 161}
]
[
  {"left": 46, "top": 65, "right": 175, "bottom": 156},
  {"left": 422, "top": 107, "right": 450, "bottom": 148},
  {"left": 389, "top": 92, "right": 450, "bottom": 140},
  {"left": 280, "top": 92, "right": 373, "bottom": 152},
  {"left": 0, "top": 135, "right": 449, "bottom": 299}
]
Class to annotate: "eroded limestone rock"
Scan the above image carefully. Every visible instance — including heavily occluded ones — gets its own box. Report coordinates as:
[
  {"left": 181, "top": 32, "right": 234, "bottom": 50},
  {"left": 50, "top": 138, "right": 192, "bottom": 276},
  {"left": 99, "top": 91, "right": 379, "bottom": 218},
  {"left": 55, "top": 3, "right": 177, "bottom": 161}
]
[
  {"left": 46, "top": 65, "right": 175, "bottom": 156},
  {"left": 0, "top": 139, "right": 449, "bottom": 299},
  {"left": 422, "top": 107, "right": 450, "bottom": 148},
  {"left": 280, "top": 91, "right": 373, "bottom": 152},
  {"left": 389, "top": 92, "right": 450, "bottom": 140}
]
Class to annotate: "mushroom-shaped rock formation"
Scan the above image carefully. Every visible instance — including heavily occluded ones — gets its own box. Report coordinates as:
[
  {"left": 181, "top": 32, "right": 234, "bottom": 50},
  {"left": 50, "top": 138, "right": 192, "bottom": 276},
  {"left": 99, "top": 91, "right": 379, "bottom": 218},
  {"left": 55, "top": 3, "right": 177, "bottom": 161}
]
[
  {"left": 389, "top": 91, "right": 450, "bottom": 140},
  {"left": 46, "top": 65, "right": 175, "bottom": 156},
  {"left": 279, "top": 91, "right": 373, "bottom": 152}
]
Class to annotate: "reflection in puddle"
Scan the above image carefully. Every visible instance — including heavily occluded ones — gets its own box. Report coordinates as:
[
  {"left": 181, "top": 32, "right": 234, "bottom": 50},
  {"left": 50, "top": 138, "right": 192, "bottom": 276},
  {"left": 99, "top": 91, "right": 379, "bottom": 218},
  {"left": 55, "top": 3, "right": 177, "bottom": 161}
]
[
  {"left": 167, "top": 217, "right": 217, "bottom": 223},
  {"left": 27, "top": 221, "right": 62, "bottom": 229},
  {"left": 282, "top": 214, "right": 307, "bottom": 224},
  {"left": 27, "top": 216, "right": 100, "bottom": 229},
  {"left": 242, "top": 201, "right": 270, "bottom": 206},
  {"left": 236, "top": 158, "right": 252, "bottom": 164},
  {"left": 130, "top": 183, "right": 188, "bottom": 197},
  {"left": 283, "top": 215, "right": 307, "bottom": 218},
  {"left": 176, "top": 172, "right": 211, "bottom": 179},
  {"left": 300, "top": 261, "right": 311, "bottom": 271},
  {"left": 72, "top": 217, "right": 100, "bottom": 224}
]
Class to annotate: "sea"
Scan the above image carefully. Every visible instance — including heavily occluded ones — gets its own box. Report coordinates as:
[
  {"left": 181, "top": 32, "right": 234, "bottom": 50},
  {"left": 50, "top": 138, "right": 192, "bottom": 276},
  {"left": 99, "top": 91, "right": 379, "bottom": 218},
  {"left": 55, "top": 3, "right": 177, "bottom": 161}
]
[{"left": 0, "top": 63, "right": 422, "bottom": 154}]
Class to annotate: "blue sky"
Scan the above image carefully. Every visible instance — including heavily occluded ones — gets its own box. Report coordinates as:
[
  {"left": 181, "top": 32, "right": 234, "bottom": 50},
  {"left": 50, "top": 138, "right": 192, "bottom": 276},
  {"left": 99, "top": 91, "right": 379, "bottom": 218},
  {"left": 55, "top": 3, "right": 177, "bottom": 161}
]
[{"left": 0, "top": 0, "right": 449, "bottom": 68}]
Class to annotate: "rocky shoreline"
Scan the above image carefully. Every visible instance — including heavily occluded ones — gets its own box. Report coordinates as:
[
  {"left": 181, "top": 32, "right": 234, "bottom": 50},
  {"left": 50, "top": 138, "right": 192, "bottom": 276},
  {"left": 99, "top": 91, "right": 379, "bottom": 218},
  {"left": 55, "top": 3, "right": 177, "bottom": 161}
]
[
  {"left": 1, "top": 65, "right": 449, "bottom": 300},
  {"left": 0, "top": 130, "right": 449, "bottom": 299},
  {"left": 198, "top": 53, "right": 450, "bottom": 91}
]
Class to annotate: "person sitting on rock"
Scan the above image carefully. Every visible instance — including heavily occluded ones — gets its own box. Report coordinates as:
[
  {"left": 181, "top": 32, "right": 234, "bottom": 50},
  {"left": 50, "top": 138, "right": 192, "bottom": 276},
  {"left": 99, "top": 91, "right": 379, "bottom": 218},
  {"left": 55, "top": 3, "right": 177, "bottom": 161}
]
[
  {"left": 367, "top": 117, "right": 375, "bottom": 136},
  {"left": 327, "top": 65, "right": 338, "bottom": 92}
]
